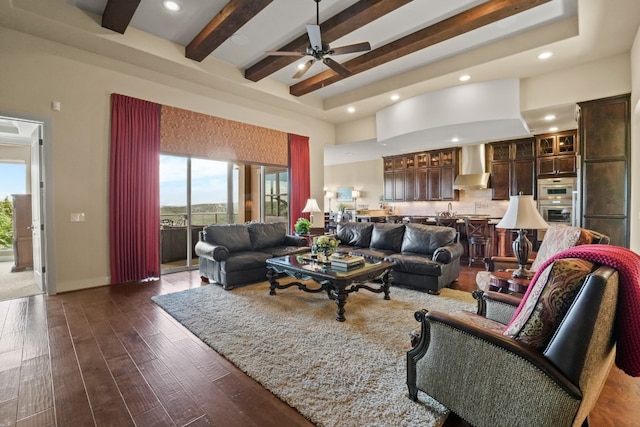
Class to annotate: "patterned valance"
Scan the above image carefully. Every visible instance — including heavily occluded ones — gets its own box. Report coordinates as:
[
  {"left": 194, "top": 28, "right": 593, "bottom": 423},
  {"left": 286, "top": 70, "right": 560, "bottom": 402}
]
[{"left": 160, "top": 105, "right": 288, "bottom": 166}]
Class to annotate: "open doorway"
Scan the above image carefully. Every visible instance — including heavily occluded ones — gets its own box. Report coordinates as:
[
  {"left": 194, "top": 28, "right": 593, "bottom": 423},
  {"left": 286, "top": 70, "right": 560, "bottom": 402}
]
[{"left": 0, "top": 117, "right": 47, "bottom": 301}]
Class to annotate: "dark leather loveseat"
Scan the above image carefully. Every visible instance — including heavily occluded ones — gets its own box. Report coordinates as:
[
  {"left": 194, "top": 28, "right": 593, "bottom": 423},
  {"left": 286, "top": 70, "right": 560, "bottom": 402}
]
[
  {"left": 195, "top": 222, "right": 308, "bottom": 290},
  {"left": 334, "top": 222, "right": 463, "bottom": 294}
]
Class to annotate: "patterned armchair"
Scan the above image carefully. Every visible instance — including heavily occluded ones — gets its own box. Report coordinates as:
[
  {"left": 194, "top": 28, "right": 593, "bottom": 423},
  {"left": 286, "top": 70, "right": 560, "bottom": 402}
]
[{"left": 407, "top": 255, "right": 622, "bottom": 427}]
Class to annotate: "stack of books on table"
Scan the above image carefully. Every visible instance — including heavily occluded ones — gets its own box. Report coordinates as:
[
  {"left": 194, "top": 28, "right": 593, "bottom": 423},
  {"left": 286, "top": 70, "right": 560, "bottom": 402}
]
[{"left": 330, "top": 255, "right": 365, "bottom": 272}]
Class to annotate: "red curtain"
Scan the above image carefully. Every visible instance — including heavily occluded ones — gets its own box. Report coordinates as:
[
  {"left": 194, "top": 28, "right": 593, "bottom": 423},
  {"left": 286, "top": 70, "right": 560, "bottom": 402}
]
[
  {"left": 288, "top": 133, "right": 310, "bottom": 232},
  {"left": 109, "top": 94, "right": 161, "bottom": 283}
]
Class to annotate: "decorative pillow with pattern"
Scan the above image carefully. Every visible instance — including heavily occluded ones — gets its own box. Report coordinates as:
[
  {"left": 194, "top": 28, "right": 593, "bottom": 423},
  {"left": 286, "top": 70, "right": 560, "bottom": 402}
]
[{"left": 503, "top": 258, "right": 596, "bottom": 349}]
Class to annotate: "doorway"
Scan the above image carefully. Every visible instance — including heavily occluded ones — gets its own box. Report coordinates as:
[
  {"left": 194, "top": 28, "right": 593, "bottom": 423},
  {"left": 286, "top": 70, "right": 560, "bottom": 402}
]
[{"left": 0, "top": 115, "right": 49, "bottom": 300}]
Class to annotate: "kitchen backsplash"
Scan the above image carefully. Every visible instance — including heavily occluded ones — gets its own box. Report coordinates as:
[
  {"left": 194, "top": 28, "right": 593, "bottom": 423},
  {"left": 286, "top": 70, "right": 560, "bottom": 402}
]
[{"left": 388, "top": 189, "right": 510, "bottom": 218}]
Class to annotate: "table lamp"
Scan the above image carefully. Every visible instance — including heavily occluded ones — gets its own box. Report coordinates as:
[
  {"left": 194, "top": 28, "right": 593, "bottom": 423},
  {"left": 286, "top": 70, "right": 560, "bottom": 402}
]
[
  {"left": 495, "top": 194, "right": 549, "bottom": 279},
  {"left": 302, "top": 198, "right": 322, "bottom": 227},
  {"left": 325, "top": 191, "right": 335, "bottom": 212},
  {"left": 351, "top": 190, "right": 361, "bottom": 210}
]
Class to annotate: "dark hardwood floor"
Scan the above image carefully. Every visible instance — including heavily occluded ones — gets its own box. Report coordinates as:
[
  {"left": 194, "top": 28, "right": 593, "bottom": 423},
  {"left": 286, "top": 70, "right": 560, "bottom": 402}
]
[{"left": 0, "top": 265, "right": 638, "bottom": 426}]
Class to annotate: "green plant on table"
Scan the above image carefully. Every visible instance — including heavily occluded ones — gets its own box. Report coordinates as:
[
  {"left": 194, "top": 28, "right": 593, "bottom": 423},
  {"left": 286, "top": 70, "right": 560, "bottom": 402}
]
[{"left": 294, "top": 217, "right": 312, "bottom": 234}]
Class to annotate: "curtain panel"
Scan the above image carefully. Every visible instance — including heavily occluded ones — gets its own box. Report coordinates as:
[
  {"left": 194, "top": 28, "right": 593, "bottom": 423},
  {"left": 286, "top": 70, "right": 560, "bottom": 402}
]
[
  {"left": 288, "top": 134, "right": 310, "bottom": 232},
  {"left": 109, "top": 94, "right": 161, "bottom": 283}
]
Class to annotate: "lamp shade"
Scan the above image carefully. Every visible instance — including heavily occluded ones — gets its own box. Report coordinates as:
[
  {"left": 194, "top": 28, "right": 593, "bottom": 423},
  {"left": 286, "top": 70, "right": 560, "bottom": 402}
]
[
  {"left": 496, "top": 195, "right": 549, "bottom": 230},
  {"left": 302, "top": 198, "right": 321, "bottom": 213},
  {"left": 325, "top": 191, "right": 335, "bottom": 199},
  {"left": 351, "top": 190, "right": 361, "bottom": 199}
]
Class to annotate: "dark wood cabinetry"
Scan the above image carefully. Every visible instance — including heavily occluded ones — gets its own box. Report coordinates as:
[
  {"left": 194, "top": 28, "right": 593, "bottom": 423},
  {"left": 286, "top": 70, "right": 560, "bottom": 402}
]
[
  {"left": 578, "top": 94, "right": 630, "bottom": 247},
  {"left": 536, "top": 130, "right": 578, "bottom": 177},
  {"left": 488, "top": 138, "right": 535, "bottom": 200},
  {"left": 382, "top": 148, "right": 458, "bottom": 202}
]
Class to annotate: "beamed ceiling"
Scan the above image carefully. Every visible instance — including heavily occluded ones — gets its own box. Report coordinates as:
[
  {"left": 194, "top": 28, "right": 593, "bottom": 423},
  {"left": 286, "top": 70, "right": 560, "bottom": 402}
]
[
  {"left": 98, "top": 0, "right": 553, "bottom": 97},
  {"left": 2, "top": 0, "right": 639, "bottom": 163}
]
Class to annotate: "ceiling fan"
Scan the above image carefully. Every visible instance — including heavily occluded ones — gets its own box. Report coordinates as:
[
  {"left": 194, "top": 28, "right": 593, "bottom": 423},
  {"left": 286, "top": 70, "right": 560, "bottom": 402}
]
[{"left": 266, "top": 0, "right": 371, "bottom": 79}]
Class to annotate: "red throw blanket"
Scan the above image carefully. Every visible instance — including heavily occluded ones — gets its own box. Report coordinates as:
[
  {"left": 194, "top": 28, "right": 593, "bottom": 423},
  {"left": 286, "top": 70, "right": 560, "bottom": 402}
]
[{"left": 512, "top": 244, "right": 640, "bottom": 377}]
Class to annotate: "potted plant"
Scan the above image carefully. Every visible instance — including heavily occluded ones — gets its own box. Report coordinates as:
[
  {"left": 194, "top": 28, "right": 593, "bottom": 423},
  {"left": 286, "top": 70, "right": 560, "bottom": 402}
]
[
  {"left": 337, "top": 203, "right": 347, "bottom": 212},
  {"left": 294, "top": 217, "right": 312, "bottom": 235}
]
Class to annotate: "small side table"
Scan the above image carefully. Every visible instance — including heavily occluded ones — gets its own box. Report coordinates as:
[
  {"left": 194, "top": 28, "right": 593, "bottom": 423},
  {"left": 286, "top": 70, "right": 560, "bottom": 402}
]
[
  {"left": 489, "top": 271, "right": 531, "bottom": 295},
  {"left": 507, "top": 276, "right": 532, "bottom": 295}
]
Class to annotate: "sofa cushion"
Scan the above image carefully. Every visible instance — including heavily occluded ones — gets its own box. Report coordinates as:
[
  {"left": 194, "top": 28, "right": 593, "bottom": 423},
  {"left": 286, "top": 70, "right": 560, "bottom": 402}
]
[
  {"left": 401, "top": 224, "right": 456, "bottom": 256},
  {"left": 248, "top": 222, "right": 287, "bottom": 250},
  {"left": 386, "top": 253, "right": 442, "bottom": 276},
  {"left": 221, "top": 251, "right": 272, "bottom": 273},
  {"left": 370, "top": 223, "right": 405, "bottom": 253},
  {"left": 203, "top": 224, "right": 252, "bottom": 253},
  {"left": 503, "top": 258, "right": 596, "bottom": 349},
  {"left": 336, "top": 222, "right": 374, "bottom": 247}
]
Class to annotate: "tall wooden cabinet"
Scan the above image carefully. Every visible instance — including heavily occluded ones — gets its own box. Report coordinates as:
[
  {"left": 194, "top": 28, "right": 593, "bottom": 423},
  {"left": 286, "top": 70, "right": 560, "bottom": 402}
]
[
  {"left": 488, "top": 138, "right": 536, "bottom": 200},
  {"left": 11, "top": 194, "right": 33, "bottom": 272},
  {"left": 577, "top": 94, "right": 630, "bottom": 247}
]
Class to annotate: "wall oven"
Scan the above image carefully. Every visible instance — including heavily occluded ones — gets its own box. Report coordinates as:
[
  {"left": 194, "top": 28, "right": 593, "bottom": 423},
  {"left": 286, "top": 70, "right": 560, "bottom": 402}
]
[{"left": 537, "top": 177, "right": 576, "bottom": 225}]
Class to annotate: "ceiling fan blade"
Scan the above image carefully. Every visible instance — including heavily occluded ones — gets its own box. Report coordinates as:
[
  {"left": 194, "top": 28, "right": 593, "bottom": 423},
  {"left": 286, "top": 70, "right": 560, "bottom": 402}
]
[
  {"left": 306, "top": 24, "right": 322, "bottom": 51},
  {"left": 330, "top": 42, "right": 371, "bottom": 56},
  {"left": 293, "top": 59, "right": 316, "bottom": 79},
  {"left": 323, "top": 57, "right": 352, "bottom": 78},
  {"left": 266, "top": 50, "right": 306, "bottom": 57}
]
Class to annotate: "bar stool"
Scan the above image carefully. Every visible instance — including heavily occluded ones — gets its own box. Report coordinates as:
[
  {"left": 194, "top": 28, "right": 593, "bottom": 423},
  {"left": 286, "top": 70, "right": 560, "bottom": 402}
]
[
  {"left": 435, "top": 217, "right": 458, "bottom": 228},
  {"left": 464, "top": 218, "right": 492, "bottom": 267}
]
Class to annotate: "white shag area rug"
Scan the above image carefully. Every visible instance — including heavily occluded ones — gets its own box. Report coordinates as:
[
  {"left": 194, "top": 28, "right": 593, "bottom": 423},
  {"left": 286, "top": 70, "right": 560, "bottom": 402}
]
[{"left": 152, "top": 281, "right": 476, "bottom": 427}]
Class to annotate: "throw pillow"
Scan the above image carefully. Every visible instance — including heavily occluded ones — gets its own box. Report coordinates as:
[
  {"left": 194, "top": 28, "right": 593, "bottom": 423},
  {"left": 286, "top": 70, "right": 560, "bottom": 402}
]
[
  {"left": 503, "top": 258, "right": 596, "bottom": 349},
  {"left": 530, "top": 226, "right": 592, "bottom": 272},
  {"left": 370, "top": 223, "right": 405, "bottom": 253}
]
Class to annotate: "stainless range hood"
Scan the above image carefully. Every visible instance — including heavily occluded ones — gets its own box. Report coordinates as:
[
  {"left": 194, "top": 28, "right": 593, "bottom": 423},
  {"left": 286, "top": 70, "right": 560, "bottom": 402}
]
[{"left": 453, "top": 145, "right": 490, "bottom": 190}]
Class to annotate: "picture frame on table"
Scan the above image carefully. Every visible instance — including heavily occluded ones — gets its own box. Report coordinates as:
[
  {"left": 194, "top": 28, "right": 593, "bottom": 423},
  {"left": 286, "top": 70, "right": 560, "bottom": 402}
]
[{"left": 336, "top": 187, "right": 354, "bottom": 202}]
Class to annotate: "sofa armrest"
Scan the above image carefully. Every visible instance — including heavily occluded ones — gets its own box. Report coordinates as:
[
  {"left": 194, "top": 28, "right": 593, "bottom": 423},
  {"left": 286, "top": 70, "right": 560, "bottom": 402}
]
[
  {"left": 195, "top": 241, "right": 230, "bottom": 261},
  {"left": 283, "top": 234, "right": 308, "bottom": 247},
  {"left": 432, "top": 242, "right": 464, "bottom": 264}
]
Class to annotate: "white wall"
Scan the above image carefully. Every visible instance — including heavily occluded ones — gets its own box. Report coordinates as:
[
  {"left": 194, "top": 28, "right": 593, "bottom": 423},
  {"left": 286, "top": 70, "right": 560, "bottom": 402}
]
[
  {"left": 324, "top": 159, "right": 384, "bottom": 212},
  {"left": 0, "top": 27, "right": 334, "bottom": 293},
  {"left": 630, "top": 26, "right": 640, "bottom": 252}
]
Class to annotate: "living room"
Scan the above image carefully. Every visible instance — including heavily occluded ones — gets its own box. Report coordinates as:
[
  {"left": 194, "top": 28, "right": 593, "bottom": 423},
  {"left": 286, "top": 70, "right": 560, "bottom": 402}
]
[{"left": 0, "top": 0, "right": 639, "bottom": 425}]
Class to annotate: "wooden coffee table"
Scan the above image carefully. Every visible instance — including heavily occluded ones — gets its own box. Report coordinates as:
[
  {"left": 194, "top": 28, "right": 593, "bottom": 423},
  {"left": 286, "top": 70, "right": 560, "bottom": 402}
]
[{"left": 266, "top": 254, "right": 393, "bottom": 322}]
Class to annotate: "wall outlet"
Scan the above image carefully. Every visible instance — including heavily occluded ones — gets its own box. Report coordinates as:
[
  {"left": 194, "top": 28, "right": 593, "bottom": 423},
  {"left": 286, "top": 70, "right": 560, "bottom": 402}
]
[{"left": 70, "top": 212, "right": 85, "bottom": 222}]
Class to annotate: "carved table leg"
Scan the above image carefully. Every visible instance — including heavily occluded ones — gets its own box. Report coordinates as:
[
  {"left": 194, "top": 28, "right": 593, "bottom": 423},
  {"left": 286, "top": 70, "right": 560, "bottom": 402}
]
[
  {"left": 267, "top": 268, "right": 279, "bottom": 295},
  {"left": 381, "top": 270, "right": 391, "bottom": 300},
  {"left": 334, "top": 285, "right": 348, "bottom": 322}
]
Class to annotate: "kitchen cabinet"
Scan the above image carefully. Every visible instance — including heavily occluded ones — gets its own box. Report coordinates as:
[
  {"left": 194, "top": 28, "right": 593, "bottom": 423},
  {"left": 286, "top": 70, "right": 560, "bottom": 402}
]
[
  {"left": 382, "top": 148, "right": 458, "bottom": 201},
  {"left": 536, "top": 130, "right": 578, "bottom": 177},
  {"left": 578, "top": 94, "right": 630, "bottom": 247},
  {"left": 488, "top": 138, "right": 535, "bottom": 200}
]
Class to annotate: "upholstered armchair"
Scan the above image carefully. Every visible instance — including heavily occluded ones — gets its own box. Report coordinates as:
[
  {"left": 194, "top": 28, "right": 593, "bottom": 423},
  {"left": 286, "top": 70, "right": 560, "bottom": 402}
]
[{"left": 407, "top": 253, "right": 627, "bottom": 427}]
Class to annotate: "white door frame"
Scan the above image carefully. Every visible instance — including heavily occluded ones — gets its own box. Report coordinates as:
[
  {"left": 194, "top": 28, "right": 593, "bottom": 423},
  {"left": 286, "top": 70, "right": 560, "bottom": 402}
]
[{"left": 0, "top": 110, "right": 56, "bottom": 295}]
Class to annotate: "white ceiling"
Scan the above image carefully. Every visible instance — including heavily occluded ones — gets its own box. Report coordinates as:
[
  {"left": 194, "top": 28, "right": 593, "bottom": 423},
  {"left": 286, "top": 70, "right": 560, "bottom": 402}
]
[{"left": 1, "top": 0, "right": 639, "bottom": 164}]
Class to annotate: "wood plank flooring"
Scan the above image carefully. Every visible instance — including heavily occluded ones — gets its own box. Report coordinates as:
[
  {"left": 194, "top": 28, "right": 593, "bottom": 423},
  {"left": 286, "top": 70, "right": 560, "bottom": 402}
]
[{"left": 0, "top": 266, "right": 638, "bottom": 426}]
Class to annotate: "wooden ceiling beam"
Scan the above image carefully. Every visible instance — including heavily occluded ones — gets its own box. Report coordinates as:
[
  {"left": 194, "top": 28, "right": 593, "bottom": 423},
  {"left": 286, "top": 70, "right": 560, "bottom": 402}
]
[
  {"left": 102, "top": 0, "right": 141, "bottom": 34},
  {"left": 186, "top": 0, "right": 274, "bottom": 62},
  {"left": 244, "top": 0, "right": 413, "bottom": 83},
  {"left": 290, "top": 0, "right": 552, "bottom": 97}
]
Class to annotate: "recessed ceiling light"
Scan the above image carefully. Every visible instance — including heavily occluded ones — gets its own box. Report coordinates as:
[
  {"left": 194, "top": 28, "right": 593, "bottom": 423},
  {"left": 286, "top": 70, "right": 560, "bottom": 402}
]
[
  {"left": 346, "top": 152, "right": 352, "bottom": 155},
  {"left": 549, "top": 126, "right": 559, "bottom": 132},
  {"left": 538, "top": 51, "right": 553, "bottom": 60},
  {"left": 390, "top": 94, "right": 400, "bottom": 101},
  {"left": 459, "top": 74, "right": 471, "bottom": 82},
  {"left": 347, "top": 106, "right": 355, "bottom": 113},
  {"left": 297, "top": 63, "right": 306, "bottom": 70},
  {"left": 451, "top": 137, "right": 459, "bottom": 143},
  {"left": 163, "top": 1, "right": 181, "bottom": 12},
  {"left": 544, "top": 114, "right": 556, "bottom": 121}
]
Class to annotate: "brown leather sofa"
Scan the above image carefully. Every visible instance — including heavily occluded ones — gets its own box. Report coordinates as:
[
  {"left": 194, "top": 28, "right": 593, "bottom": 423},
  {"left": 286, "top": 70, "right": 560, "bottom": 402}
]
[
  {"left": 195, "top": 222, "right": 307, "bottom": 290},
  {"left": 334, "top": 222, "right": 463, "bottom": 294}
]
